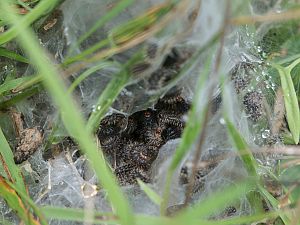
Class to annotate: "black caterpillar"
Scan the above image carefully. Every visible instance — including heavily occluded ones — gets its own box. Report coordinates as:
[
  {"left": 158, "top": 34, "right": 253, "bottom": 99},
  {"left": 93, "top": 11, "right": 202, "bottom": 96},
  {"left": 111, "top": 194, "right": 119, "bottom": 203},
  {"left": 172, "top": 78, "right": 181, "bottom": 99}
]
[{"left": 97, "top": 90, "right": 190, "bottom": 185}]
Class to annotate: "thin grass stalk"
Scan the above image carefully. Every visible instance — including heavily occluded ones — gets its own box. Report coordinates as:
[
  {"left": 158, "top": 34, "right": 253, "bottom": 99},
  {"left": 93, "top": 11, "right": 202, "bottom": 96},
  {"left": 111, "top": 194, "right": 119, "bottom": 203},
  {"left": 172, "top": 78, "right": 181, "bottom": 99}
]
[
  {"left": 160, "top": 54, "right": 212, "bottom": 214},
  {"left": 184, "top": 0, "right": 231, "bottom": 205}
]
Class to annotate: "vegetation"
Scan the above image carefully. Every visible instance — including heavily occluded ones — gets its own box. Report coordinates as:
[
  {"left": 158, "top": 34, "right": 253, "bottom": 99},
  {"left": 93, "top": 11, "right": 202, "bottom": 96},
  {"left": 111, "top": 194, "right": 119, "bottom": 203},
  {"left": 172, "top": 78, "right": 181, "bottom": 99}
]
[{"left": 0, "top": 0, "right": 300, "bottom": 224}]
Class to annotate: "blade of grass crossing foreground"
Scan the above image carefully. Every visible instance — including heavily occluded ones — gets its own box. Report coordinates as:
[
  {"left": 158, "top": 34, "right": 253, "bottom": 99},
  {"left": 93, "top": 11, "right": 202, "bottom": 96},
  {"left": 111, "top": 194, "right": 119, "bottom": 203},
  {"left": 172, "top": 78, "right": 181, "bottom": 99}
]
[
  {"left": 176, "top": 182, "right": 253, "bottom": 221},
  {"left": 41, "top": 206, "right": 119, "bottom": 224},
  {"left": 5, "top": 179, "right": 48, "bottom": 225},
  {"left": 0, "top": 0, "right": 60, "bottom": 45},
  {"left": 0, "top": 128, "right": 26, "bottom": 193},
  {"left": 0, "top": 176, "right": 40, "bottom": 225},
  {"left": 41, "top": 207, "right": 212, "bottom": 225},
  {"left": 161, "top": 54, "right": 212, "bottom": 214},
  {"left": 0, "top": 3, "right": 133, "bottom": 225}
]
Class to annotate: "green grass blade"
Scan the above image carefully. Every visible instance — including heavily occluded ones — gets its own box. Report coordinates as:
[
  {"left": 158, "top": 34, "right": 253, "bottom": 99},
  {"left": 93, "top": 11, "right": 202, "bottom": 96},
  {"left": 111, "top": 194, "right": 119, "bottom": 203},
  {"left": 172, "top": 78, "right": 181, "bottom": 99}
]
[
  {"left": 161, "top": 54, "right": 212, "bottom": 214},
  {"left": 67, "top": 61, "right": 117, "bottom": 93},
  {"left": 0, "top": 128, "right": 26, "bottom": 193},
  {"left": 12, "top": 75, "right": 42, "bottom": 93},
  {"left": 41, "top": 207, "right": 213, "bottom": 225},
  {"left": 5, "top": 180, "right": 48, "bottom": 225},
  {"left": 0, "top": 47, "right": 29, "bottom": 63},
  {"left": 86, "top": 69, "right": 129, "bottom": 133},
  {"left": 63, "top": 2, "right": 174, "bottom": 65},
  {"left": 272, "top": 63, "right": 300, "bottom": 144},
  {"left": 0, "top": 2, "right": 134, "bottom": 225},
  {"left": 63, "top": 39, "right": 109, "bottom": 66},
  {"left": 276, "top": 53, "right": 300, "bottom": 66},
  {"left": 257, "top": 184, "right": 290, "bottom": 224},
  {"left": 223, "top": 118, "right": 258, "bottom": 176},
  {"left": 223, "top": 117, "right": 290, "bottom": 223},
  {"left": 220, "top": 74, "right": 258, "bottom": 176},
  {"left": 0, "top": 85, "right": 39, "bottom": 110},
  {"left": 86, "top": 51, "right": 143, "bottom": 133},
  {"left": 176, "top": 181, "right": 254, "bottom": 220},
  {"left": 0, "top": 0, "right": 60, "bottom": 45},
  {"left": 108, "top": 3, "right": 172, "bottom": 45},
  {"left": 0, "top": 76, "right": 33, "bottom": 96},
  {"left": 41, "top": 206, "right": 118, "bottom": 224},
  {"left": 137, "top": 179, "right": 162, "bottom": 206},
  {"left": 68, "top": 0, "right": 135, "bottom": 54},
  {"left": 221, "top": 76, "right": 291, "bottom": 223},
  {"left": 0, "top": 176, "right": 39, "bottom": 225}
]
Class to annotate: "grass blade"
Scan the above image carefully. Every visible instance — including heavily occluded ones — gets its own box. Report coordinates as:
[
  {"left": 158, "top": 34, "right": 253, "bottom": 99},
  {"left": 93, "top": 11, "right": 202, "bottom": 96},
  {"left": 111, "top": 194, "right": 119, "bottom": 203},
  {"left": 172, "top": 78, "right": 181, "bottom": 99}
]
[
  {"left": 108, "top": 2, "right": 172, "bottom": 45},
  {"left": 161, "top": 54, "right": 212, "bottom": 214},
  {"left": 0, "top": 85, "right": 40, "bottom": 110},
  {"left": 0, "top": 2, "right": 134, "bottom": 225},
  {"left": 86, "top": 51, "right": 143, "bottom": 133},
  {"left": 0, "top": 128, "right": 26, "bottom": 193},
  {"left": 137, "top": 179, "right": 162, "bottom": 206},
  {"left": 220, "top": 74, "right": 258, "bottom": 176},
  {"left": 63, "top": 2, "right": 174, "bottom": 65},
  {"left": 223, "top": 118, "right": 258, "bottom": 175},
  {"left": 221, "top": 76, "right": 291, "bottom": 224},
  {"left": 12, "top": 75, "right": 42, "bottom": 93},
  {"left": 0, "top": 76, "right": 33, "bottom": 96},
  {"left": 222, "top": 118, "right": 290, "bottom": 224},
  {"left": 0, "top": 47, "right": 29, "bottom": 63},
  {"left": 67, "top": 61, "right": 117, "bottom": 94},
  {"left": 5, "top": 179, "right": 49, "bottom": 225},
  {"left": 41, "top": 206, "right": 118, "bottom": 224},
  {"left": 272, "top": 63, "right": 300, "bottom": 144},
  {"left": 0, "top": 176, "right": 41, "bottom": 225},
  {"left": 176, "top": 181, "right": 254, "bottom": 220}
]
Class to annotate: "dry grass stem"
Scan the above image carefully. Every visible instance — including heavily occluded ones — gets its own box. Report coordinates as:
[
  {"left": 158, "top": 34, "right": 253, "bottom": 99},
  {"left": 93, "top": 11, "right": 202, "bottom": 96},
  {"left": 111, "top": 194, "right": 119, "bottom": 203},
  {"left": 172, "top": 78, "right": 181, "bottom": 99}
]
[{"left": 230, "top": 8, "right": 300, "bottom": 25}]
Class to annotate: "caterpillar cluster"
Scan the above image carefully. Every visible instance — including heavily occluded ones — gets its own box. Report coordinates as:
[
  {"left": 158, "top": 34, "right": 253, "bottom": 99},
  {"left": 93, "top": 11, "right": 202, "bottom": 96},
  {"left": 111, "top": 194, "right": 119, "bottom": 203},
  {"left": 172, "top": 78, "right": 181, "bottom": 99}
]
[
  {"left": 230, "top": 61, "right": 264, "bottom": 122},
  {"left": 97, "top": 90, "right": 190, "bottom": 185}
]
